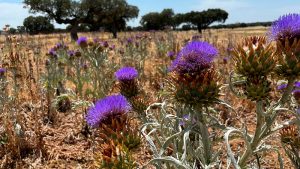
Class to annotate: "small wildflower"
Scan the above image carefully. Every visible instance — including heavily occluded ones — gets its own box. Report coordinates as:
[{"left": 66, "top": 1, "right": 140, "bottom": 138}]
[
  {"left": 109, "top": 45, "right": 115, "bottom": 50},
  {"left": 48, "top": 48, "right": 57, "bottom": 58},
  {"left": 67, "top": 50, "right": 75, "bottom": 57},
  {"left": 167, "top": 51, "right": 175, "bottom": 58},
  {"left": 102, "top": 41, "right": 109, "bottom": 48},
  {"left": 86, "top": 94, "right": 131, "bottom": 128},
  {"left": 0, "top": 68, "right": 6, "bottom": 77},
  {"left": 77, "top": 37, "right": 88, "bottom": 48},
  {"left": 82, "top": 63, "right": 88, "bottom": 70},
  {"left": 277, "top": 84, "right": 288, "bottom": 90},
  {"left": 295, "top": 81, "right": 300, "bottom": 88},
  {"left": 223, "top": 57, "right": 230, "bottom": 64}
]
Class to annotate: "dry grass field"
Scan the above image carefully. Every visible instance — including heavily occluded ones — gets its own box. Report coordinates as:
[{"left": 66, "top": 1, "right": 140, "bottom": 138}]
[{"left": 0, "top": 26, "right": 296, "bottom": 169}]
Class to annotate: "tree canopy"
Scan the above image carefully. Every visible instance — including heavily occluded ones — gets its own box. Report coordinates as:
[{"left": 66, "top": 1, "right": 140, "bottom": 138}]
[
  {"left": 23, "top": 16, "right": 54, "bottom": 35},
  {"left": 140, "top": 9, "right": 175, "bottom": 30},
  {"left": 23, "top": 0, "right": 139, "bottom": 40},
  {"left": 141, "top": 8, "right": 228, "bottom": 32}
]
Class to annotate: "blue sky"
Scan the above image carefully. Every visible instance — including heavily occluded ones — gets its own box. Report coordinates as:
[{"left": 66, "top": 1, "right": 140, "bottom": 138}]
[{"left": 0, "top": 0, "right": 300, "bottom": 28}]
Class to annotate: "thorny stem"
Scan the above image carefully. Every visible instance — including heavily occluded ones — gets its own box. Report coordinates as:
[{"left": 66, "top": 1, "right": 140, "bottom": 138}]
[
  {"left": 197, "top": 108, "right": 212, "bottom": 166},
  {"left": 260, "top": 77, "right": 296, "bottom": 139},
  {"left": 238, "top": 77, "right": 296, "bottom": 168},
  {"left": 238, "top": 101, "right": 264, "bottom": 167}
]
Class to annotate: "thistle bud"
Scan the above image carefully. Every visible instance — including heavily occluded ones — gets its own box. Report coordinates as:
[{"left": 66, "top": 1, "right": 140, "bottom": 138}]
[
  {"left": 244, "top": 76, "right": 272, "bottom": 101},
  {"left": 232, "top": 36, "right": 276, "bottom": 78},
  {"left": 75, "top": 50, "right": 81, "bottom": 57},
  {"left": 280, "top": 125, "right": 300, "bottom": 149},
  {"left": 293, "top": 90, "right": 300, "bottom": 103}
]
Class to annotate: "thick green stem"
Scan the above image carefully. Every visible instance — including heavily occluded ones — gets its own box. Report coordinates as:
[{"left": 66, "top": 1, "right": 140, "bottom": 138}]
[
  {"left": 198, "top": 111, "right": 212, "bottom": 165},
  {"left": 238, "top": 101, "right": 264, "bottom": 168},
  {"left": 239, "top": 78, "right": 296, "bottom": 167},
  {"left": 260, "top": 78, "right": 296, "bottom": 139}
]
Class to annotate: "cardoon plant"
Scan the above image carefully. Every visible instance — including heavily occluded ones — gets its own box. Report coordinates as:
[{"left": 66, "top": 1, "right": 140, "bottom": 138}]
[
  {"left": 225, "top": 19, "right": 300, "bottom": 167},
  {"left": 115, "top": 67, "right": 148, "bottom": 117},
  {"left": 143, "top": 41, "right": 223, "bottom": 168}
]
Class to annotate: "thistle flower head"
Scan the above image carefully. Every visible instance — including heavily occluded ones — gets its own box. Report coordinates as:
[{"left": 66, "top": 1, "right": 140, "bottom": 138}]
[
  {"left": 56, "top": 42, "right": 67, "bottom": 49},
  {"left": 270, "top": 13, "right": 300, "bottom": 42},
  {"left": 170, "top": 41, "right": 218, "bottom": 75},
  {"left": 48, "top": 48, "right": 57, "bottom": 57},
  {"left": 0, "top": 68, "right": 6, "bottom": 77},
  {"left": 77, "top": 37, "right": 88, "bottom": 47},
  {"left": 295, "top": 81, "right": 300, "bottom": 88},
  {"left": 86, "top": 94, "right": 131, "bottom": 128},
  {"left": 115, "top": 67, "right": 138, "bottom": 81},
  {"left": 109, "top": 45, "right": 115, "bottom": 50},
  {"left": 293, "top": 89, "right": 300, "bottom": 101},
  {"left": 67, "top": 50, "right": 75, "bottom": 57},
  {"left": 277, "top": 84, "right": 288, "bottom": 90},
  {"left": 101, "top": 41, "right": 109, "bottom": 48}
]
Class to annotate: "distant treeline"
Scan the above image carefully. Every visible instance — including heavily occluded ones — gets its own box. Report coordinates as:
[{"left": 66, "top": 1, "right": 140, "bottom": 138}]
[
  {"left": 210, "top": 22, "right": 272, "bottom": 29},
  {"left": 2, "top": 21, "right": 273, "bottom": 36}
]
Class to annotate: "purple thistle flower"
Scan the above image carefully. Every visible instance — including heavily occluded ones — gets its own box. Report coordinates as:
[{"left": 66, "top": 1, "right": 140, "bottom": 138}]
[
  {"left": 127, "top": 38, "right": 133, "bottom": 44},
  {"left": 115, "top": 67, "right": 138, "bottom": 81},
  {"left": 295, "top": 81, "right": 300, "bottom": 88},
  {"left": 56, "top": 42, "right": 63, "bottom": 48},
  {"left": 93, "top": 38, "right": 100, "bottom": 43},
  {"left": 67, "top": 50, "right": 75, "bottom": 57},
  {"left": 77, "top": 37, "right": 88, "bottom": 47},
  {"left": 179, "top": 114, "right": 197, "bottom": 127},
  {"left": 102, "top": 41, "right": 109, "bottom": 48},
  {"left": 167, "top": 51, "right": 175, "bottom": 58},
  {"left": 109, "top": 45, "right": 115, "bottom": 50},
  {"left": 0, "top": 68, "right": 6, "bottom": 77},
  {"left": 55, "top": 42, "right": 67, "bottom": 49},
  {"left": 269, "top": 13, "right": 300, "bottom": 41},
  {"left": 170, "top": 41, "right": 218, "bottom": 74},
  {"left": 48, "top": 48, "right": 57, "bottom": 57},
  {"left": 277, "top": 83, "right": 287, "bottom": 90},
  {"left": 86, "top": 94, "right": 131, "bottom": 128}
]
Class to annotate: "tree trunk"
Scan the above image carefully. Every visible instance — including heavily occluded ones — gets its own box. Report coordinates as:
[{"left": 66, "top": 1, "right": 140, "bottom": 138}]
[
  {"left": 197, "top": 24, "right": 203, "bottom": 33},
  {"left": 112, "top": 31, "right": 117, "bottom": 38},
  {"left": 111, "top": 26, "right": 118, "bottom": 38},
  {"left": 70, "top": 24, "right": 79, "bottom": 41}
]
